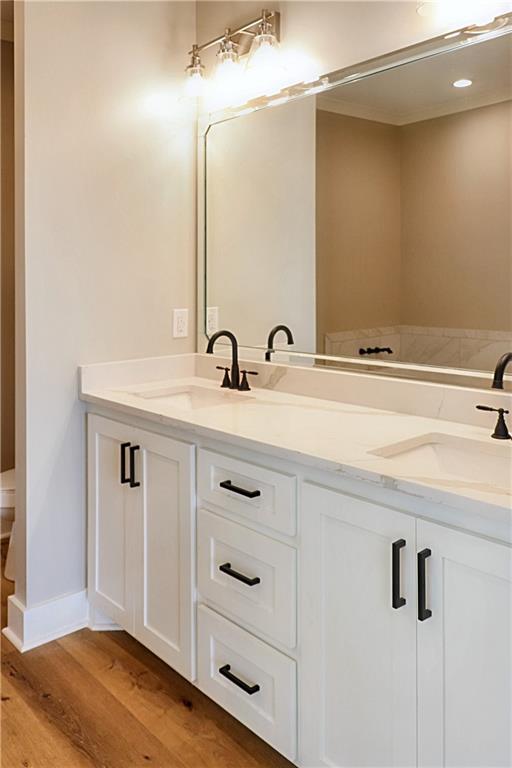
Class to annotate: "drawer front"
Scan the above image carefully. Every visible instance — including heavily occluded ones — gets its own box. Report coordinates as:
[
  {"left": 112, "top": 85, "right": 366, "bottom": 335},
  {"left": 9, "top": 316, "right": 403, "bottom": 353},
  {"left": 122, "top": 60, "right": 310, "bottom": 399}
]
[
  {"left": 198, "top": 509, "right": 296, "bottom": 648},
  {"left": 198, "top": 449, "right": 296, "bottom": 535},
  {"left": 197, "top": 605, "right": 297, "bottom": 761}
]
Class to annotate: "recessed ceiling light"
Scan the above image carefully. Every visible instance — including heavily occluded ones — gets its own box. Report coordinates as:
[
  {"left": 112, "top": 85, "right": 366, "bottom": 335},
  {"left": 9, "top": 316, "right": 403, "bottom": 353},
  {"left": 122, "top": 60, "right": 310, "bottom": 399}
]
[{"left": 453, "top": 78, "right": 473, "bottom": 88}]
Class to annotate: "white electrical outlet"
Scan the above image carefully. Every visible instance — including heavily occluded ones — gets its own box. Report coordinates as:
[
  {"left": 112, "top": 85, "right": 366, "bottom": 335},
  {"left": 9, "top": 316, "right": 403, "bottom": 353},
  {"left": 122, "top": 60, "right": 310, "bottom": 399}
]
[
  {"left": 206, "top": 306, "right": 219, "bottom": 335},
  {"left": 173, "top": 308, "right": 189, "bottom": 338}
]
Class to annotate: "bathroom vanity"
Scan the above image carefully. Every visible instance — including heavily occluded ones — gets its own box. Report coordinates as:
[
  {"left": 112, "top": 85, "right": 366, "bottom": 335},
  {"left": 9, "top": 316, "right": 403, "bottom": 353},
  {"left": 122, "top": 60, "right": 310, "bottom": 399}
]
[
  {"left": 80, "top": 19, "right": 512, "bottom": 766},
  {"left": 80, "top": 352, "right": 512, "bottom": 768}
]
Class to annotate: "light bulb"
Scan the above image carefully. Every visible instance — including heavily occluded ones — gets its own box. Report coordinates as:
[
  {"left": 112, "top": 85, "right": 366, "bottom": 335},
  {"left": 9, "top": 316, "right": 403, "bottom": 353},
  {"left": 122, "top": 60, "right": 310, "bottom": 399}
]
[{"left": 453, "top": 78, "right": 473, "bottom": 88}]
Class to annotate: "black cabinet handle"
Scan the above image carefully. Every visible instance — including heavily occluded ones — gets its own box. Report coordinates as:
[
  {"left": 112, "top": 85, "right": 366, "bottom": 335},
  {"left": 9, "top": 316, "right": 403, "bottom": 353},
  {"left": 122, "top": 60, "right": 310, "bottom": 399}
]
[
  {"left": 219, "top": 480, "right": 261, "bottom": 499},
  {"left": 418, "top": 548, "right": 432, "bottom": 621},
  {"left": 120, "top": 443, "right": 131, "bottom": 485},
  {"left": 129, "top": 445, "right": 140, "bottom": 488},
  {"left": 218, "top": 664, "right": 260, "bottom": 695},
  {"left": 392, "top": 539, "right": 406, "bottom": 609},
  {"left": 219, "top": 562, "right": 261, "bottom": 587}
]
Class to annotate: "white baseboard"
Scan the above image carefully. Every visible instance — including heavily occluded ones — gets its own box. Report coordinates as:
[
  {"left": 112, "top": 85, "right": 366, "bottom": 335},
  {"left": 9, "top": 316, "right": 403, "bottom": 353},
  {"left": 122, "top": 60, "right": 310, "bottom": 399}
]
[
  {"left": 2, "top": 590, "right": 89, "bottom": 652},
  {"left": 88, "top": 604, "right": 121, "bottom": 631}
]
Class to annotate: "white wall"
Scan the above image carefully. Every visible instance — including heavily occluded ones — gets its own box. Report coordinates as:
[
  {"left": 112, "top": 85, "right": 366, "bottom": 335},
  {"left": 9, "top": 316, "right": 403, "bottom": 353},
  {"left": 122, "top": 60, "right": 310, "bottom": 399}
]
[
  {"left": 206, "top": 97, "right": 316, "bottom": 351},
  {"left": 14, "top": 1, "right": 196, "bottom": 610}
]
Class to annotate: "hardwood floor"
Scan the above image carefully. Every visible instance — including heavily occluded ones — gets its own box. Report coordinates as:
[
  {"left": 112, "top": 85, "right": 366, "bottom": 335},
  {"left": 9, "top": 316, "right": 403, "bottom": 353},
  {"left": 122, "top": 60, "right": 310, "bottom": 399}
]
[{"left": 1, "top": 544, "right": 293, "bottom": 767}]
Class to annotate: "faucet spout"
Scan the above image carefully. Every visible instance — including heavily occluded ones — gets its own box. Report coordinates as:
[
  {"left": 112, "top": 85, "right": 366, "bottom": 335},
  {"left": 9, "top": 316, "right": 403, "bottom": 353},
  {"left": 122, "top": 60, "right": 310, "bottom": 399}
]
[
  {"left": 492, "top": 352, "right": 512, "bottom": 389},
  {"left": 265, "top": 324, "right": 295, "bottom": 362},
  {"left": 206, "top": 330, "right": 240, "bottom": 390}
]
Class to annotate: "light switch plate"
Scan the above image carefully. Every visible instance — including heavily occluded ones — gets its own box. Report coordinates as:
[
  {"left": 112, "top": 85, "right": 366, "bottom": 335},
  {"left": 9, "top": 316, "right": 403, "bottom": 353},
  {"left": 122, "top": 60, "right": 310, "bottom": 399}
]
[
  {"left": 173, "top": 308, "right": 189, "bottom": 338},
  {"left": 206, "top": 306, "right": 219, "bottom": 335}
]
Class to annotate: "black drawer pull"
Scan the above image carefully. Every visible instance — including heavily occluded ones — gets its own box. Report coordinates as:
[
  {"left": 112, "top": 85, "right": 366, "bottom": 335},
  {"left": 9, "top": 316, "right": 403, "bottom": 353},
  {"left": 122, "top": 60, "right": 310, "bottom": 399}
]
[
  {"left": 120, "top": 443, "right": 131, "bottom": 485},
  {"left": 129, "top": 445, "right": 141, "bottom": 488},
  {"left": 218, "top": 664, "right": 260, "bottom": 695},
  {"left": 418, "top": 548, "right": 432, "bottom": 621},
  {"left": 219, "top": 562, "right": 261, "bottom": 587},
  {"left": 219, "top": 480, "right": 261, "bottom": 499},
  {"left": 392, "top": 539, "right": 406, "bottom": 609}
]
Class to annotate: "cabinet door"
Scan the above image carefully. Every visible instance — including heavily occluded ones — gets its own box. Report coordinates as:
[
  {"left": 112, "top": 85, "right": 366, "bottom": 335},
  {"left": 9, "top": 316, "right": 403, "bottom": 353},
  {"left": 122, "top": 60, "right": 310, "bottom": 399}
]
[
  {"left": 88, "top": 415, "right": 137, "bottom": 632},
  {"left": 300, "top": 483, "right": 417, "bottom": 768},
  {"left": 132, "top": 428, "right": 195, "bottom": 680},
  {"left": 417, "top": 520, "right": 512, "bottom": 768}
]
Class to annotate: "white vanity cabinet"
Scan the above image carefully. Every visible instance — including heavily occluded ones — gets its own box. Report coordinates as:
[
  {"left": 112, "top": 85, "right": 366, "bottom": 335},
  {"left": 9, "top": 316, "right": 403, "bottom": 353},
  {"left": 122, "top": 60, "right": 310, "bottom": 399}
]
[
  {"left": 87, "top": 415, "right": 195, "bottom": 679},
  {"left": 417, "top": 520, "right": 512, "bottom": 768},
  {"left": 299, "top": 482, "right": 512, "bottom": 768},
  {"left": 299, "top": 483, "right": 418, "bottom": 768},
  {"left": 85, "top": 407, "right": 511, "bottom": 768}
]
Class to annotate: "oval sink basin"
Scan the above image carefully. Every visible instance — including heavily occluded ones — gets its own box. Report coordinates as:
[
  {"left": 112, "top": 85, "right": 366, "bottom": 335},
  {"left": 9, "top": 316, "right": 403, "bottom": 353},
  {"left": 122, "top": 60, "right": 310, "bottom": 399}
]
[
  {"left": 370, "top": 433, "right": 512, "bottom": 497},
  {"left": 133, "top": 384, "right": 254, "bottom": 411}
]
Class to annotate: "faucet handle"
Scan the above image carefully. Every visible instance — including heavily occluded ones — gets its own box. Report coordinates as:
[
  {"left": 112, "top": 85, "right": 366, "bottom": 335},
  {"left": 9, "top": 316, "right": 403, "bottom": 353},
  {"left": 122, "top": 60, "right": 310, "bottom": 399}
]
[
  {"left": 239, "top": 370, "right": 258, "bottom": 392},
  {"left": 476, "top": 405, "right": 511, "bottom": 440},
  {"left": 216, "top": 366, "right": 231, "bottom": 389},
  {"left": 476, "top": 405, "right": 510, "bottom": 414}
]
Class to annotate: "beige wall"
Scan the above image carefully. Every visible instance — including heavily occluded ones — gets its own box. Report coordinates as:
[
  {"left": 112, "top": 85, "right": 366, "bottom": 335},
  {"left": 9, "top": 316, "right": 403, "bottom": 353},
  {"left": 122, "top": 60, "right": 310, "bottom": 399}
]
[
  {"left": 401, "top": 101, "right": 512, "bottom": 331},
  {"left": 317, "top": 101, "right": 512, "bottom": 345},
  {"left": 316, "top": 110, "right": 401, "bottom": 347},
  {"left": 15, "top": 1, "right": 196, "bottom": 609},
  {"left": 1, "top": 39, "right": 14, "bottom": 472}
]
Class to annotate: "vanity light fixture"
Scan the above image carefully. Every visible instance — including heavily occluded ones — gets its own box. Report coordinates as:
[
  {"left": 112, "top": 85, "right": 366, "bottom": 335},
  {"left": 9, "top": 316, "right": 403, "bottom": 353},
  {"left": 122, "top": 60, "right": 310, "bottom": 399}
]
[
  {"left": 184, "top": 9, "right": 282, "bottom": 105},
  {"left": 184, "top": 45, "right": 205, "bottom": 98},
  {"left": 453, "top": 78, "right": 473, "bottom": 87}
]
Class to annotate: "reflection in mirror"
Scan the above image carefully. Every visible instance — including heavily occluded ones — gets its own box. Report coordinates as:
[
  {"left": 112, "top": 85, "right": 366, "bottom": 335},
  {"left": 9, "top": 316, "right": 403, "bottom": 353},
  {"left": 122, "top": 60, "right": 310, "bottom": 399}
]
[{"left": 205, "top": 31, "right": 512, "bottom": 378}]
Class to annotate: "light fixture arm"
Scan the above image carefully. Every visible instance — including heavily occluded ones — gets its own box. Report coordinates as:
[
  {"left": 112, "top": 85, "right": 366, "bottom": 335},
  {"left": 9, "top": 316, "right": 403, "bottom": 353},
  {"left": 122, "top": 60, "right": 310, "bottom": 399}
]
[{"left": 188, "top": 9, "right": 280, "bottom": 56}]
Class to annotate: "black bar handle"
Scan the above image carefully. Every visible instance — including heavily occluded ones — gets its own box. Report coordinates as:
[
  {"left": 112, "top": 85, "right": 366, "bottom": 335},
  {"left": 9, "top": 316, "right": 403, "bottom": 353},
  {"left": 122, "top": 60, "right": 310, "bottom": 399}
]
[
  {"left": 219, "top": 562, "right": 261, "bottom": 587},
  {"left": 120, "top": 442, "right": 131, "bottom": 485},
  {"left": 129, "top": 445, "right": 141, "bottom": 488},
  {"left": 418, "top": 548, "right": 432, "bottom": 621},
  {"left": 392, "top": 539, "right": 406, "bottom": 609},
  {"left": 219, "top": 480, "right": 261, "bottom": 499},
  {"left": 218, "top": 664, "right": 260, "bottom": 695}
]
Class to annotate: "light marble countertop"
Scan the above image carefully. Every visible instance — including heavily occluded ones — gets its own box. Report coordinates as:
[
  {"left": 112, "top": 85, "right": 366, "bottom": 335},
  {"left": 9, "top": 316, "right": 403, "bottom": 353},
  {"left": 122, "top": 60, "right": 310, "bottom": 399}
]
[{"left": 79, "top": 354, "right": 512, "bottom": 530}]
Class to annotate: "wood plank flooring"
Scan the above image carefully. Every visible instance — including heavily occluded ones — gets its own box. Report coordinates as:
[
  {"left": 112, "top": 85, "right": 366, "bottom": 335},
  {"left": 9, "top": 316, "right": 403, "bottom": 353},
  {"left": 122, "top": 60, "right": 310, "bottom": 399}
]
[{"left": 0, "top": 543, "right": 293, "bottom": 767}]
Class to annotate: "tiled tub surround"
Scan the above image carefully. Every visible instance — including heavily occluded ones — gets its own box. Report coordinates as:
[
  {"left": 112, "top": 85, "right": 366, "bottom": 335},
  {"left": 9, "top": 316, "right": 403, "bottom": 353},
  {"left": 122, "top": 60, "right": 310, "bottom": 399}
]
[
  {"left": 80, "top": 352, "right": 512, "bottom": 541},
  {"left": 325, "top": 325, "right": 512, "bottom": 370},
  {"left": 80, "top": 352, "right": 512, "bottom": 767}
]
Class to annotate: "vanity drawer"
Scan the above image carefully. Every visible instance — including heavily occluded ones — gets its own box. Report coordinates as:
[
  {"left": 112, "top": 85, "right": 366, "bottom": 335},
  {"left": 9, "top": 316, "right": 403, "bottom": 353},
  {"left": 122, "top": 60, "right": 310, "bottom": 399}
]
[
  {"left": 198, "top": 449, "right": 296, "bottom": 535},
  {"left": 198, "top": 509, "right": 296, "bottom": 648},
  {"left": 197, "top": 605, "right": 297, "bottom": 761}
]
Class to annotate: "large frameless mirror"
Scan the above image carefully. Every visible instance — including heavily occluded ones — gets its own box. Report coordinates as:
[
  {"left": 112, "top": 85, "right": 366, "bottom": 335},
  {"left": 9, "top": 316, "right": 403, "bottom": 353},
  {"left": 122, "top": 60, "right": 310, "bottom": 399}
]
[{"left": 200, "top": 21, "right": 512, "bottom": 388}]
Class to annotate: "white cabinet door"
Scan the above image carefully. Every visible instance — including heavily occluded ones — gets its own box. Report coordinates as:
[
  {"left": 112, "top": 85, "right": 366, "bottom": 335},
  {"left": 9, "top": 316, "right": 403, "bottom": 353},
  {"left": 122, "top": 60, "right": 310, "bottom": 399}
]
[
  {"left": 417, "top": 520, "right": 512, "bottom": 768},
  {"left": 300, "top": 483, "right": 417, "bottom": 768},
  {"left": 132, "top": 428, "right": 195, "bottom": 680},
  {"left": 88, "top": 415, "right": 137, "bottom": 632}
]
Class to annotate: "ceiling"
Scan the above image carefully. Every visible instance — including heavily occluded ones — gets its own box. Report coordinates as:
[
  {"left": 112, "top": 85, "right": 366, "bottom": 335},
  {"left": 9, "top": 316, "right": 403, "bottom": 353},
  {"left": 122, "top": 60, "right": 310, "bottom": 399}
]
[{"left": 317, "top": 32, "right": 512, "bottom": 125}]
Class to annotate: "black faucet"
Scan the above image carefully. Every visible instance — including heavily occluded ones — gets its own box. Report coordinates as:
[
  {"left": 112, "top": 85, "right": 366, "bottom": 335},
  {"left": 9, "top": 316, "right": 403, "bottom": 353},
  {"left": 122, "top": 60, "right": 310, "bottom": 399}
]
[
  {"left": 492, "top": 352, "right": 512, "bottom": 389},
  {"left": 206, "top": 330, "right": 241, "bottom": 390},
  {"left": 476, "top": 405, "right": 511, "bottom": 440},
  {"left": 265, "top": 324, "right": 294, "bottom": 362}
]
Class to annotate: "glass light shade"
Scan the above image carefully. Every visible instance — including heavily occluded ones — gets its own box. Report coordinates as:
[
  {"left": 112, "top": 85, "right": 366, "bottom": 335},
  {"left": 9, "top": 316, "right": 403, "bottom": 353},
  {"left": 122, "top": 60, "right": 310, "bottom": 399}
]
[
  {"left": 246, "top": 29, "right": 287, "bottom": 97},
  {"left": 184, "top": 68, "right": 205, "bottom": 99},
  {"left": 208, "top": 42, "right": 245, "bottom": 110}
]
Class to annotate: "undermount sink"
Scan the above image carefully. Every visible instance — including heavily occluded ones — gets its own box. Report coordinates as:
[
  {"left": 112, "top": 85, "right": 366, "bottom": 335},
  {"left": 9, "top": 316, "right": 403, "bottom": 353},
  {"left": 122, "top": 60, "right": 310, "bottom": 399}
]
[
  {"left": 370, "top": 433, "right": 512, "bottom": 496},
  {"left": 133, "top": 384, "right": 253, "bottom": 411}
]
